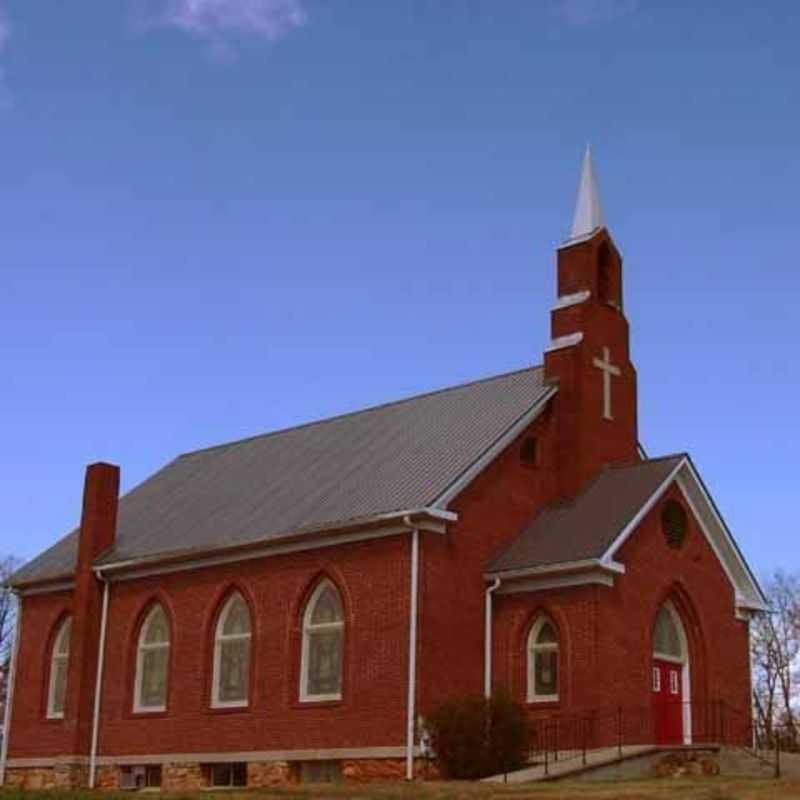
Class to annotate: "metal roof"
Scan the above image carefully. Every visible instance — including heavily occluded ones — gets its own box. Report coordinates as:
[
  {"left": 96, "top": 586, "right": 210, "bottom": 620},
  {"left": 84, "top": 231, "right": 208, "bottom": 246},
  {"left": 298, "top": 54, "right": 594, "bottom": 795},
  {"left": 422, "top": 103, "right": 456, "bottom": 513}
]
[
  {"left": 11, "top": 365, "right": 552, "bottom": 586},
  {"left": 487, "top": 455, "right": 686, "bottom": 574}
]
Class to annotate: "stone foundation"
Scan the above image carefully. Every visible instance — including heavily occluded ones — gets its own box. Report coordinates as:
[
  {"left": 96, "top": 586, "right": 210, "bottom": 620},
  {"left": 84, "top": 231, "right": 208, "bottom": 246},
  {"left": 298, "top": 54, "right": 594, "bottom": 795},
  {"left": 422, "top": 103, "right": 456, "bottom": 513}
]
[
  {"left": 5, "top": 764, "right": 87, "bottom": 791},
  {"left": 95, "top": 765, "right": 121, "bottom": 791},
  {"left": 247, "top": 761, "right": 296, "bottom": 787},
  {"left": 653, "top": 750, "right": 720, "bottom": 778},
  {"left": 341, "top": 757, "right": 436, "bottom": 782},
  {"left": 161, "top": 761, "right": 205, "bottom": 792},
  {"left": 4, "top": 756, "right": 438, "bottom": 790}
]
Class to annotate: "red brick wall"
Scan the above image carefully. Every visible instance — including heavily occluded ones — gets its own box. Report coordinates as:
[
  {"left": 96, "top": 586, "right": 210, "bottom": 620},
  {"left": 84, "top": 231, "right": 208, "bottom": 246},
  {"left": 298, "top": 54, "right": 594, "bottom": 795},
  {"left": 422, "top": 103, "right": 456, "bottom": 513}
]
[
  {"left": 8, "top": 590, "right": 75, "bottom": 758},
  {"left": 490, "top": 483, "right": 751, "bottom": 739},
  {"left": 9, "top": 535, "right": 412, "bottom": 759},
  {"left": 418, "top": 401, "right": 564, "bottom": 711}
]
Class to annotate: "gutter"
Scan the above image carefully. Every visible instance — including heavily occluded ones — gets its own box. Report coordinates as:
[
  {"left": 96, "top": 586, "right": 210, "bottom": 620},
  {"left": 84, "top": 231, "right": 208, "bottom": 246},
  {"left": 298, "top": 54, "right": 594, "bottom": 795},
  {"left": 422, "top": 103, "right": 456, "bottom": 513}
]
[
  {"left": 403, "top": 516, "right": 420, "bottom": 781},
  {"left": 485, "top": 558, "right": 626, "bottom": 583},
  {"left": 484, "top": 578, "right": 501, "bottom": 699},
  {"left": 0, "top": 592, "right": 22, "bottom": 787},
  {"left": 88, "top": 573, "right": 110, "bottom": 789},
  {"left": 95, "top": 507, "right": 455, "bottom": 578}
]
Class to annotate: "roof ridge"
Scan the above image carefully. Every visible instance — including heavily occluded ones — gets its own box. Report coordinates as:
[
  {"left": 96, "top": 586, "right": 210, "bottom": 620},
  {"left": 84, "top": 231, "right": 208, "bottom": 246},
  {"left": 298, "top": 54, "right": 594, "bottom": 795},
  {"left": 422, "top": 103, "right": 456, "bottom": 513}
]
[
  {"left": 533, "top": 453, "right": 687, "bottom": 514},
  {"left": 179, "top": 363, "right": 546, "bottom": 458},
  {"left": 603, "top": 452, "right": 688, "bottom": 471}
]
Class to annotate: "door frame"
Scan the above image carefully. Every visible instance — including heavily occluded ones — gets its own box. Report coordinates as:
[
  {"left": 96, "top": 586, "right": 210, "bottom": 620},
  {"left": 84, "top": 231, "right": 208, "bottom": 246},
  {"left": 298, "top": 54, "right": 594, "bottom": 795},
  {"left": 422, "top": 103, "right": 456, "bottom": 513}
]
[{"left": 653, "top": 601, "right": 692, "bottom": 745}]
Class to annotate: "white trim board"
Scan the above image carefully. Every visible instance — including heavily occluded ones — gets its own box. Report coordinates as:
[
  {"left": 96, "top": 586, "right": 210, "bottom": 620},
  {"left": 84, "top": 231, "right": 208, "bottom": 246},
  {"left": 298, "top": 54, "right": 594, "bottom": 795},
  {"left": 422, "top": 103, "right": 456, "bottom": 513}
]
[
  {"left": 432, "top": 386, "right": 557, "bottom": 509},
  {"left": 100, "top": 521, "right": 449, "bottom": 585},
  {"left": 601, "top": 457, "right": 766, "bottom": 613},
  {"left": 552, "top": 290, "right": 591, "bottom": 311},
  {"left": 497, "top": 570, "right": 615, "bottom": 595},
  {"left": 486, "top": 558, "right": 625, "bottom": 583},
  {"left": 544, "top": 332, "right": 584, "bottom": 353}
]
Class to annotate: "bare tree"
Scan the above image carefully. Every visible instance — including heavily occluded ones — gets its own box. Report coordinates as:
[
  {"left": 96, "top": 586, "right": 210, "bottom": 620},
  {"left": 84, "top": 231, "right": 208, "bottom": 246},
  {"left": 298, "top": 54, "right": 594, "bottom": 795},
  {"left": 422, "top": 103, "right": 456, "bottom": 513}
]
[
  {"left": 751, "top": 570, "right": 800, "bottom": 751},
  {"left": 1, "top": 556, "right": 22, "bottom": 736}
]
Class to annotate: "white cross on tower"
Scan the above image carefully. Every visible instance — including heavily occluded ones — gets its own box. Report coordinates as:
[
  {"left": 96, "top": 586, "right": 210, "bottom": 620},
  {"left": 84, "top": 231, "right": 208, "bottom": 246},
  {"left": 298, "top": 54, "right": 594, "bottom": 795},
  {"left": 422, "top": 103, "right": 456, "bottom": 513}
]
[{"left": 592, "top": 346, "right": 621, "bottom": 421}]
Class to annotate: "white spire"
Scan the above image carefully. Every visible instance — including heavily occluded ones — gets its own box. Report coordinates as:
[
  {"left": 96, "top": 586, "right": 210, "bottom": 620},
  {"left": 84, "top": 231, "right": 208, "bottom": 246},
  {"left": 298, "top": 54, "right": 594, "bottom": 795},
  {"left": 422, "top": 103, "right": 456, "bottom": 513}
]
[{"left": 569, "top": 144, "right": 606, "bottom": 240}]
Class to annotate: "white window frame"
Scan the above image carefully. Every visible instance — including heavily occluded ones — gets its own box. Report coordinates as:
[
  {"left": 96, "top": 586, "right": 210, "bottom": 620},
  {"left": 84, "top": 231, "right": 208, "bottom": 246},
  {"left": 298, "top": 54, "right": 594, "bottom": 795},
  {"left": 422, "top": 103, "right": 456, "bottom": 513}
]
[
  {"left": 133, "top": 604, "right": 170, "bottom": 713},
  {"left": 300, "top": 580, "right": 344, "bottom": 703},
  {"left": 211, "top": 593, "right": 252, "bottom": 709},
  {"left": 652, "top": 666, "right": 661, "bottom": 692},
  {"left": 670, "top": 669, "right": 679, "bottom": 695},
  {"left": 526, "top": 616, "right": 559, "bottom": 704},
  {"left": 47, "top": 617, "right": 71, "bottom": 720}
]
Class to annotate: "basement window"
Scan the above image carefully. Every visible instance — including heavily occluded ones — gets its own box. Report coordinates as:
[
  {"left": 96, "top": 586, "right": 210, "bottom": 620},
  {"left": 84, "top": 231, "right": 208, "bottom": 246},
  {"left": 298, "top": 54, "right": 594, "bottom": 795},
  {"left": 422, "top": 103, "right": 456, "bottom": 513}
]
[
  {"left": 299, "top": 761, "right": 341, "bottom": 784},
  {"left": 520, "top": 437, "right": 539, "bottom": 467},
  {"left": 120, "top": 765, "right": 162, "bottom": 791},
  {"left": 207, "top": 763, "right": 247, "bottom": 788}
]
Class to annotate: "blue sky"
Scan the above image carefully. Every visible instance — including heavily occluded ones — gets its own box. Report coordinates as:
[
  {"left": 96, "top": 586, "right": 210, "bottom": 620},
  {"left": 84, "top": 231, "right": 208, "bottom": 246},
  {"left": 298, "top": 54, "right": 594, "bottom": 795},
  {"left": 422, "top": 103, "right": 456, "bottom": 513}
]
[{"left": 1, "top": 1, "right": 798, "bottom": 577}]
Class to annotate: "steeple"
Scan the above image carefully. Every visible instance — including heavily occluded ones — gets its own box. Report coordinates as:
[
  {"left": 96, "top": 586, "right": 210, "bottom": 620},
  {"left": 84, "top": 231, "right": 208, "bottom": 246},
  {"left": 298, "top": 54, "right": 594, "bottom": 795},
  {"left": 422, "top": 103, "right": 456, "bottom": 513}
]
[
  {"left": 544, "top": 148, "right": 637, "bottom": 499},
  {"left": 569, "top": 145, "right": 606, "bottom": 240}
]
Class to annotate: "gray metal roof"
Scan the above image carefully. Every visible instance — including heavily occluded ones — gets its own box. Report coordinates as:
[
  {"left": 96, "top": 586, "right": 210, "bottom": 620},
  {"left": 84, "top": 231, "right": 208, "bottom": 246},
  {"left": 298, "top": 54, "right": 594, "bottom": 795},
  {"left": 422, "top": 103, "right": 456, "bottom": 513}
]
[
  {"left": 487, "top": 454, "right": 685, "bottom": 574},
  {"left": 12, "top": 366, "right": 552, "bottom": 586}
]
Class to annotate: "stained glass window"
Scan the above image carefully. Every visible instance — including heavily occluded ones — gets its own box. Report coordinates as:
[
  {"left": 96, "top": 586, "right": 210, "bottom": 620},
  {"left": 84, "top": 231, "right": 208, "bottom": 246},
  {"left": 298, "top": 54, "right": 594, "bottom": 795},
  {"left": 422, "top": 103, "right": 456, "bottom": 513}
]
[
  {"left": 135, "top": 605, "right": 170, "bottom": 711},
  {"left": 47, "top": 617, "right": 71, "bottom": 718},
  {"left": 654, "top": 606, "right": 682, "bottom": 659},
  {"left": 301, "top": 581, "right": 344, "bottom": 701},
  {"left": 527, "top": 616, "right": 559, "bottom": 702},
  {"left": 212, "top": 594, "right": 251, "bottom": 707}
]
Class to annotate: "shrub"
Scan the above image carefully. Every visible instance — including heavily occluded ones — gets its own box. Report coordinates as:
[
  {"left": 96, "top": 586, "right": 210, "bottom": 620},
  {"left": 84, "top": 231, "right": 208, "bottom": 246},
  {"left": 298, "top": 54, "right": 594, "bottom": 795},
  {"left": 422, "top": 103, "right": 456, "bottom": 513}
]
[{"left": 424, "top": 688, "right": 529, "bottom": 779}]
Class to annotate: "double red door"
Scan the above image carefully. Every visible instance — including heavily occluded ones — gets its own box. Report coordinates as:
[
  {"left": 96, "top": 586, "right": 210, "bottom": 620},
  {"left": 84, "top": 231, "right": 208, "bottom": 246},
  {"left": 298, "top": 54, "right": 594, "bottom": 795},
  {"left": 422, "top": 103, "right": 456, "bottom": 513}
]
[{"left": 652, "top": 659, "right": 684, "bottom": 744}]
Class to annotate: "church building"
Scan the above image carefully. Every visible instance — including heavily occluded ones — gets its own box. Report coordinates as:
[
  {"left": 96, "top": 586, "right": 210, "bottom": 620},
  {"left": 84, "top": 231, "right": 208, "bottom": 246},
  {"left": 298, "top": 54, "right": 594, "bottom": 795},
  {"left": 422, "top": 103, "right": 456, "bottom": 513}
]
[{"left": 1, "top": 151, "right": 766, "bottom": 790}]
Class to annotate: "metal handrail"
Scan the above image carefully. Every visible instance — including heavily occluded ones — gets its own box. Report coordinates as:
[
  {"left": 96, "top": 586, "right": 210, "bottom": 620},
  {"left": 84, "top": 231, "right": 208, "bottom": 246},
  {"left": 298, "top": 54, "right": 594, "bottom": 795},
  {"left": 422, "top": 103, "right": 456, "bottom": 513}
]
[{"left": 526, "top": 699, "right": 794, "bottom": 778}]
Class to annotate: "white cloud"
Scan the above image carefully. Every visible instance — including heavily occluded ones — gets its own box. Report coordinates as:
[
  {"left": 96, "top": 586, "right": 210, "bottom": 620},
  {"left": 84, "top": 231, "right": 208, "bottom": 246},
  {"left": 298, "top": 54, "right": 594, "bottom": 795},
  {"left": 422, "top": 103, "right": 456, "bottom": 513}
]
[
  {"left": 557, "top": 0, "right": 638, "bottom": 26},
  {"left": 153, "top": 0, "right": 306, "bottom": 47}
]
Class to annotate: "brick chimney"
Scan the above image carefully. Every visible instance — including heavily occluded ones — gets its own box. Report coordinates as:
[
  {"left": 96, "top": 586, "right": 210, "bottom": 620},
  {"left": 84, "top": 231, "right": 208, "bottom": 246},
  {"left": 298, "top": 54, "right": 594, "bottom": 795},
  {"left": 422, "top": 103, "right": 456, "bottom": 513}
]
[{"left": 67, "top": 463, "right": 120, "bottom": 755}]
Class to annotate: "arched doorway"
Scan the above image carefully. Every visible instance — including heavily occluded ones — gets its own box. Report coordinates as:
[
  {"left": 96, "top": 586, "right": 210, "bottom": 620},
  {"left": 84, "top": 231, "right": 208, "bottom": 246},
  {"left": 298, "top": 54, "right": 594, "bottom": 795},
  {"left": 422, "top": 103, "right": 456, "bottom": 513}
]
[{"left": 652, "top": 602, "right": 691, "bottom": 745}]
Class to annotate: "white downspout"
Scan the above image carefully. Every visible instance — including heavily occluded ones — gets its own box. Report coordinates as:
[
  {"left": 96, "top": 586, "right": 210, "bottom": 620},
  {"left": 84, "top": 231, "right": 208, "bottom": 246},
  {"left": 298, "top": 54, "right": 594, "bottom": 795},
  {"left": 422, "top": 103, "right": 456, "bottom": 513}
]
[
  {"left": 88, "top": 574, "right": 110, "bottom": 789},
  {"left": 747, "top": 612, "right": 757, "bottom": 749},
  {"left": 404, "top": 518, "right": 420, "bottom": 781},
  {"left": 484, "top": 578, "right": 501, "bottom": 698},
  {"left": 0, "top": 592, "right": 22, "bottom": 787}
]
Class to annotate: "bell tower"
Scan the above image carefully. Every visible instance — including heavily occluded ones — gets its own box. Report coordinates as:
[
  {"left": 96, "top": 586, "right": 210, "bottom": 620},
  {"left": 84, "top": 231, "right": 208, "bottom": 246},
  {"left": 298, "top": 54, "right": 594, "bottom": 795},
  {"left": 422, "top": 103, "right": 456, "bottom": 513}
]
[{"left": 544, "top": 147, "right": 638, "bottom": 499}]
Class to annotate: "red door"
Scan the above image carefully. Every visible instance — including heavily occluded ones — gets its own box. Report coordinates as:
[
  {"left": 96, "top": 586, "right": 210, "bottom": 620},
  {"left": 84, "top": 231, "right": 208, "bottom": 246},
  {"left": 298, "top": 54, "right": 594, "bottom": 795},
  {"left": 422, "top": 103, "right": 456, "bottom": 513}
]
[{"left": 652, "top": 659, "right": 683, "bottom": 744}]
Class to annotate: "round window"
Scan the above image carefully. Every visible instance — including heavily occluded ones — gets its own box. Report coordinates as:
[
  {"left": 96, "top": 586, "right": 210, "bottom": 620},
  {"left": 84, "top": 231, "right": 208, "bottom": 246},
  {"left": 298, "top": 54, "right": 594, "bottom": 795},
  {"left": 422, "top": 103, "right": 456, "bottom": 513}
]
[{"left": 661, "top": 500, "right": 688, "bottom": 549}]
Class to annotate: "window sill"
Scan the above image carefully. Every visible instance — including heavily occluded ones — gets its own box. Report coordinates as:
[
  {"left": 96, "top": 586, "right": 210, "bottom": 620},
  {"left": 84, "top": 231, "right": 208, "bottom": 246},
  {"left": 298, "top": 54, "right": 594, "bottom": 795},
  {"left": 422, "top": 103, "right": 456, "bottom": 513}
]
[
  {"left": 208, "top": 703, "right": 250, "bottom": 715},
  {"left": 295, "top": 696, "right": 343, "bottom": 709},
  {"left": 526, "top": 697, "right": 560, "bottom": 708}
]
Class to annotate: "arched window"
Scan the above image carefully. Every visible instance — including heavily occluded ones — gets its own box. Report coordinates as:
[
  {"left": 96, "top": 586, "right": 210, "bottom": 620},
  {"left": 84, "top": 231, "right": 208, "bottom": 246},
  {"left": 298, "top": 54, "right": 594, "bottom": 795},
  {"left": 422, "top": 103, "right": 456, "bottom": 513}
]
[
  {"left": 211, "top": 593, "right": 252, "bottom": 708},
  {"left": 47, "top": 616, "right": 71, "bottom": 719},
  {"left": 300, "top": 580, "right": 344, "bottom": 702},
  {"left": 527, "top": 616, "right": 559, "bottom": 703},
  {"left": 134, "top": 604, "right": 170, "bottom": 712},
  {"left": 654, "top": 605, "right": 683, "bottom": 661}
]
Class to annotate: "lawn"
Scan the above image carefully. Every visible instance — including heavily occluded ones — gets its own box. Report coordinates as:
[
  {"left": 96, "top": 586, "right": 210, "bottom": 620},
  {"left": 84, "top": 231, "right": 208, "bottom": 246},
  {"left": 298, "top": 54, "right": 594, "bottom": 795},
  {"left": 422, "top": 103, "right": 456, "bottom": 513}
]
[{"left": 3, "top": 779, "right": 800, "bottom": 800}]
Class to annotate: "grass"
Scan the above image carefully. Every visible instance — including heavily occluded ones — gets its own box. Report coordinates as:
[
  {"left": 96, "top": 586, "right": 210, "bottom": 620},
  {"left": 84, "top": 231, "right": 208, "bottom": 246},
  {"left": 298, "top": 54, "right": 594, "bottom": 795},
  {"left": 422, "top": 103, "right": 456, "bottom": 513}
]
[{"left": 4, "top": 779, "right": 800, "bottom": 800}]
